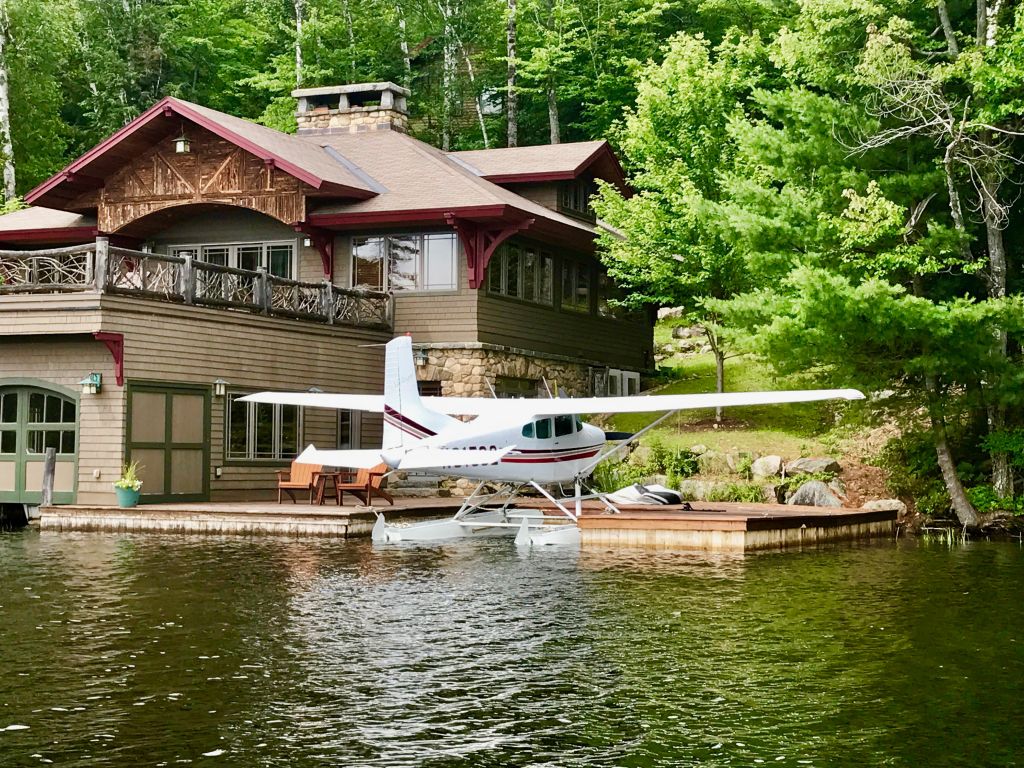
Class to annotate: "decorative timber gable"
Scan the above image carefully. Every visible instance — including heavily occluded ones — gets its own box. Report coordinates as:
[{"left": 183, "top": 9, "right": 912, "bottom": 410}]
[{"left": 95, "top": 128, "right": 307, "bottom": 233}]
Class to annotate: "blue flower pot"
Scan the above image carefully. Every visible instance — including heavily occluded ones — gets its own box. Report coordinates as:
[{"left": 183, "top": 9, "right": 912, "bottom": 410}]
[{"left": 115, "top": 486, "right": 141, "bottom": 508}]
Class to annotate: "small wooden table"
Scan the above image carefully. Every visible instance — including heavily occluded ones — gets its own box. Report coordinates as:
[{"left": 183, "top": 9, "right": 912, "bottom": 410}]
[{"left": 313, "top": 471, "right": 355, "bottom": 506}]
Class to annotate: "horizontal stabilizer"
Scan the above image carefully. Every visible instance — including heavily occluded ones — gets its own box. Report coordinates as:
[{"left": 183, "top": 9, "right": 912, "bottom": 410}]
[
  {"left": 397, "top": 446, "right": 513, "bottom": 470},
  {"left": 294, "top": 445, "right": 384, "bottom": 469}
]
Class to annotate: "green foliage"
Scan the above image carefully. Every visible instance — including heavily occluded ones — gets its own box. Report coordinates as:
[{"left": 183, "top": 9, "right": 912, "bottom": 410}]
[
  {"left": 705, "top": 481, "right": 764, "bottom": 503},
  {"left": 966, "top": 486, "right": 1024, "bottom": 517},
  {"left": 589, "top": 438, "right": 700, "bottom": 493},
  {"left": 875, "top": 432, "right": 950, "bottom": 517},
  {"left": 982, "top": 430, "right": 1024, "bottom": 469}
]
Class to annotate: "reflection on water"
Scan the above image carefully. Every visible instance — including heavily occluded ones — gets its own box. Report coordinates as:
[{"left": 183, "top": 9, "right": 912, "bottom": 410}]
[{"left": 0, "top": 531, "right": 1022, "bottom": 766}]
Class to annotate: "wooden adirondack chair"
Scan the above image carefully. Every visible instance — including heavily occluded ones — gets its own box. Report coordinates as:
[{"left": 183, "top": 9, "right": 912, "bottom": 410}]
[
  {"left": 276, "top": 460, "right": 323, "bottom": 504},
  {"left": 336, "top": 463, "right": 394, "bottom": 506}
]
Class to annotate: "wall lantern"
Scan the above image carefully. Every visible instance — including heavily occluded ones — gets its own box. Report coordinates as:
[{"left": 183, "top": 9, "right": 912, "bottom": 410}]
[
  {"left": 213, "top": 378, "right": 229, "bottom": 398},
  {"left": 173, "top": 131, "right": 191, "bottom": 154},
  {"left": 302, "top": 237, "right": 312, "bottom": 248},
  {"left": 79, "top": 373, "right": 102, "bottom": 395},
  {"left": 414, "top": 348, "right": 428, "bottom": 367}
]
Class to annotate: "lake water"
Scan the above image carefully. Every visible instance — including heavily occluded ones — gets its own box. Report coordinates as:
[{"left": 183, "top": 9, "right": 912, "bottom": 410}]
[{"left": 0, "top": 530, "right": 1021, "bottom": 767}]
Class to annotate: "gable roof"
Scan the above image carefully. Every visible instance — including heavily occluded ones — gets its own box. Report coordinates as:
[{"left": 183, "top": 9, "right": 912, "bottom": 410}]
[
  {"left": 26, "top": 97, "right": 378, "bottom": 209},
  {"left": 449, "top": 140, "right": 627, "bottom": 189},
  {"left": 306, "top": 130, "right": 598, "bottom": 243},
  {"left": 0, "top": 206, "right": 97, "bottom": 244}
]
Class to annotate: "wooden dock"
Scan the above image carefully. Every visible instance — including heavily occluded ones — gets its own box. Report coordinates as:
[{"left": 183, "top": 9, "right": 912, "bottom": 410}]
[
  {"left": 570, "top": 500, "right": 898, "bottom": 551},
  {"left": 38, "top": 498, "right": 463, "bottom": 538},
  {"left": 38, "top": 497, "right": 899, "bottom": 552}
]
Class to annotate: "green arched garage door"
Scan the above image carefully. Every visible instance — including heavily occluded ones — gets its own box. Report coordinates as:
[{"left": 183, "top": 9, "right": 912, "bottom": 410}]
[{"left": 0, "top": 388, "right": 78, "bottom": 505}]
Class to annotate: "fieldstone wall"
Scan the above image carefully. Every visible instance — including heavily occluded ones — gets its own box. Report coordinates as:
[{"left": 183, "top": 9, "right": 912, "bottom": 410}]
[
  {"left": 296, "top": 106, "right": 409, "bottom": 133},
  {"left": 416, "top": 345, "right": 594, "bottom": 397}
]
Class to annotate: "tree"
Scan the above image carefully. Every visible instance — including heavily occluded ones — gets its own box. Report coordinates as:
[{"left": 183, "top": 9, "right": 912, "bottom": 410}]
[{"left": 594, "top": 33, "right": 763, "bottom": 420}]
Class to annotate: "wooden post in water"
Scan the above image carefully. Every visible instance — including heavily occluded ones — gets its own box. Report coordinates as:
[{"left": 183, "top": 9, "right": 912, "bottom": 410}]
[{"left": 41, "top": 447, "right": 56, "bottom": 508}]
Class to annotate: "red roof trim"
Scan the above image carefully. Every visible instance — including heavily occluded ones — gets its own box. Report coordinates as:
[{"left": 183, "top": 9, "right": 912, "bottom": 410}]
[
  {"left": 0, "top": 226, "right": 97, "bottom": 244},
  {"left": 26, "top": 97, "right": 374, "bottom": 207},
  {"left": 471, "top": 142, "right": 628, "bottom": 191},
  {"left": 308, "top": 204, "right": 512, "bottom": 228}
]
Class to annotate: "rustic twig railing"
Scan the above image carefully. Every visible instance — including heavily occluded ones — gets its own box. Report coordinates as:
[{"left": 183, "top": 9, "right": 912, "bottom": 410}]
[
  {"left": 0, "top": 244, "right": 95, "bottom": 293},
  {"left": 1, "top": 239, "right": 392, "bottom": 328}
]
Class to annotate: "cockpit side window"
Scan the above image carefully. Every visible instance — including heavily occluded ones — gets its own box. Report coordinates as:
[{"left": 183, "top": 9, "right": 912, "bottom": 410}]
[
  {"left": 521, "top": 422, "right": 534, "bottom": 438},
  {"left": 535, "top": 418, "right": 552, "bottom": 439},
  {"left": 574, "top": 416, "right": 583, "bottom": 432},
  {"left": 554, "top": 414, "right": 574, "bottom": 437}
]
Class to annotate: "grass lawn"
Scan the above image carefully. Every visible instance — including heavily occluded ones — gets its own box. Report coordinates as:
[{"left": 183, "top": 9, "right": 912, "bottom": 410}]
[{"left": 602, "top": 351, "right": 847, "bottom": 458}]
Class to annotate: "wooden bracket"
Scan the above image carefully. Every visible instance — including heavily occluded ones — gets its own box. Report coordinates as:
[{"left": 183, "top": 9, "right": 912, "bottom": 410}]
[
  {"left": 444, "top": 214, "right": 534, "bottom": 289},
  {"left": 93, "top": 332, "right": 125, "bottom": 387},
  {"left": 295, "top": 224, "right": 334, "bottom": 280}
]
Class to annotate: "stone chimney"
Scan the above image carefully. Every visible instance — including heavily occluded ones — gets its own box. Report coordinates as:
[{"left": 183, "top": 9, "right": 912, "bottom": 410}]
[{"left": 292, "top": 82, "right": 410, "bottom": 135}]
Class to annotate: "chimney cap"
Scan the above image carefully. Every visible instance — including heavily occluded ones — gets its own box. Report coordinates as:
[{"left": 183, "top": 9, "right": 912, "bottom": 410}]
[{"left": 291, "top": 81, "right": 411, "bottom": 99}]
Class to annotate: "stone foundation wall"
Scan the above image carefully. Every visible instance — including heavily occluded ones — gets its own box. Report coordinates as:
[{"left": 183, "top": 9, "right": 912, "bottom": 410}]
[{"left": 416, "top": 345, "right": 594, "bottom": 397}]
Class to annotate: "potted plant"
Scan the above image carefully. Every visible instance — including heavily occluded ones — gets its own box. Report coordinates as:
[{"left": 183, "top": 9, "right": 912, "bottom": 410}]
[{"left": 114, "top": 461, "right": 143, "bottom": 508}]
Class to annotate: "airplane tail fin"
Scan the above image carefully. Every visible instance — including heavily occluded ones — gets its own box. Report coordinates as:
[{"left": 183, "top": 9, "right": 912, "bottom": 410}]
[{"left": 383, "top": 335, "right": 457, "bottom": 449}]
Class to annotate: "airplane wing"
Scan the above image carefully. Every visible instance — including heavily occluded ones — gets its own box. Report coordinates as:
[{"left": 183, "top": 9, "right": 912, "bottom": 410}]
[
  {"left": 242, "top": 389, "right": 864, "bottom": 417},
  {"left": 427, "top": 388, "right": 864, "bottom": 418},
  {"left": 294, "top": 444, "right": 512, "bottom": 470},
  {"left": 239, "top": 392, "right": 385, "bottom": 411}
]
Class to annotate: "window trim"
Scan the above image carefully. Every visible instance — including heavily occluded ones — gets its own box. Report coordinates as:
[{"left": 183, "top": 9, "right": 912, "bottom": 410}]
[
  {"left": 168, "top": 239, "right": 298, "bottom": 280},
  {"left": 225, "top": 391, "right": 303, "bottom": 464},
  {"left": 486, "top": 240, "right": 554, "bottom": 306}
]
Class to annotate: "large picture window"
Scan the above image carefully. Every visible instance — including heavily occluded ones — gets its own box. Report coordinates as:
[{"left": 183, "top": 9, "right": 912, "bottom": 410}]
[
  {"left": 170, "top": 241, "right": 295, "bottom": 279},
  {"left": 487, "top": 242, "right": 553, "bottom": 304},
  {"left": 227, "top": 394, "right": 300, "bottom": 461},
  {"left": 352, "top": 233, "right": 458, "bottom": 292}
]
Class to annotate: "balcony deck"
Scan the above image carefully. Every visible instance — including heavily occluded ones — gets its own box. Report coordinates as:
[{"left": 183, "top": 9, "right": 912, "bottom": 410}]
[{"left": 0, "top": 240, "right": 392, "bottom": 329}]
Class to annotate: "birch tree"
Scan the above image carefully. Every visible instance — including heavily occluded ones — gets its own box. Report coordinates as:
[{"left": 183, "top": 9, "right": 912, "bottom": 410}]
[{"left": 0, "top": 0, "right": 15, "bottom": 202}]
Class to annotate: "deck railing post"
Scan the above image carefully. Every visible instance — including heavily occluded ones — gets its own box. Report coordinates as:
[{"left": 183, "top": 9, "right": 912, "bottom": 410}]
[
  {"left": 258, "top": 267, "right": 270, "bottom": 315},
  {"left": 94, "top": 237, "right": 109, "bottom": 293},
  {"left": 182, "top": 256, "right": 195, "bottom": 304},
  {"left": 323, "top": 279, "right": 334, "bottom": 324},
  {"left": 41, "top": 448, "right": 56, "bottom": 508}
]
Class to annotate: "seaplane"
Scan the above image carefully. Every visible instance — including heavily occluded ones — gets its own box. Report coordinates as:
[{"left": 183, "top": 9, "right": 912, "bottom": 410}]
[{"left": 241, "top": 336, "right": 864, "bottom": 545}]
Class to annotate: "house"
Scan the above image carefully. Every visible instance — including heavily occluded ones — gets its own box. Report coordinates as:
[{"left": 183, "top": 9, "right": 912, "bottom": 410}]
[{"left": 0, "top": 82, "right": 653, "bottom": 510}]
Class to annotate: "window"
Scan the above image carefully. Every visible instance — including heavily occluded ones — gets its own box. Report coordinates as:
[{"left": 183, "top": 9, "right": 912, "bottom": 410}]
[
  {"left": 495, "top": 377, "right": 538, "bottom": 399},
  {"left": 351, "top": 233, "right": 458, "bottom": 292},
  {"left": 554, "top": 414, "right": 575, "bottom": 437},
  {"left": 337, "top": 410, "right": 362, "bottom": 449},
  {"left": 487, "top": 242, "right": 553, "bottom": 304},
  {"left": 227, "top": 394, "right": 301, "bottom": 461},
  {"left": 25, "top": 392, "right": 76, "bottom": 455},
  {"left": 561, "top": 260, "right": 591, "bottom": 313},
  {"left": 417, "top": 380, "right": 443, "bottom": 397},
  {"left": 559, "top": 178, "right": 597, "bottom": 219},
  {"left": 171, "top": 241, "right": 295, "bottom": 279},
  {"left": 0, "top": 391, "right": 17, "bottom": 454}
]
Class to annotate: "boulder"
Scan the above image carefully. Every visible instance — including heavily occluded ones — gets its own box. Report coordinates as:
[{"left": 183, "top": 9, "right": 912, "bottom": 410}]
[
  {"left": 761, "top": 485, "right": 784, "bottom": 504},
  {"left": 828, "top": 477, "right": 847, "bottom": 499},
  {"left": 672, "top": 325, "right": 704, "bottom": 340},
  {"left": 863, "top": 498, "right": 908, "bottom": 516},
  {"left": 751, "top": 455, "right": 783, "bottom": 478},
  {"left": 785, "top": 457, "right": 841, "bottom": 476},
  {"left": 690, "top": 444, "right": 710, "bottom": 455},
  {"left": 787, "top": 480, "right": 843, "bottom": 508},
  {"left": 698, "top": 451, "right": 732, "bottom": 476}
]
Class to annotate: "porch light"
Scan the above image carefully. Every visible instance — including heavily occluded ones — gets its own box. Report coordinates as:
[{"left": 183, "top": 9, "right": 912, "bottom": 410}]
[
  {"left": 173, "top": 131, "right": 191, "bottom": 154},
  {"left": 414, "top": 348, "right": 428, "bottom": 367},
  {"left": 79, "top": 373, "right": 102, "bottom": 395},
  {"left": 213, "top": 379, "right": 229, "bottom": 398}
]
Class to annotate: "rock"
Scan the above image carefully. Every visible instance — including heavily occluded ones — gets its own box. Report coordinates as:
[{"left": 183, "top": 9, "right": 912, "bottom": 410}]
[
  {"left": 761, "top": 485, "right": 784, "bottom": 504},
  {"left": 698, "top": 451, "right": 732, "bottom": 476},
  {"left": 677, "top": 479, "right": 713, "bottom": 501},
  {"left": 828, "top": 477, "right": 847, "bottom": 499},
  {"left": 785, "top": 457, "right": 841, "bottom": 476},
  {"left": 751, "top": 455, "right": 783, "bottom": 478},
  {"left": 672, "top": 325, "right": 704, "bottom": 340},
  {"left": 658, "top": 307, "right": 685, "bottom": 319},
  {"left": 787, "top": 480, "right": 842, "bottom": 508},
  {"left": 689, "top": 444, "right": 709, "bottom": 455},
  {"left": 863, "top": 498, "right": 908, "bottom": 516}
]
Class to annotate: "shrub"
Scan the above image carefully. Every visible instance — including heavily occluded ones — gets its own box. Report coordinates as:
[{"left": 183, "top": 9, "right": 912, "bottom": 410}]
[
  {"left": 966, "top": 486, "right": 1024, "bottom": 516},
  {"left": 706, "top": 482, "right": 765, "bottom": 503}
]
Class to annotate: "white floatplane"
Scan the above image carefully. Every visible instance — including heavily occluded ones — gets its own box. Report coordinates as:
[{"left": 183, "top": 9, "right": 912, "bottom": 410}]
[{"left": 241, "top": 336, "right": 864, "bottom": 545}]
